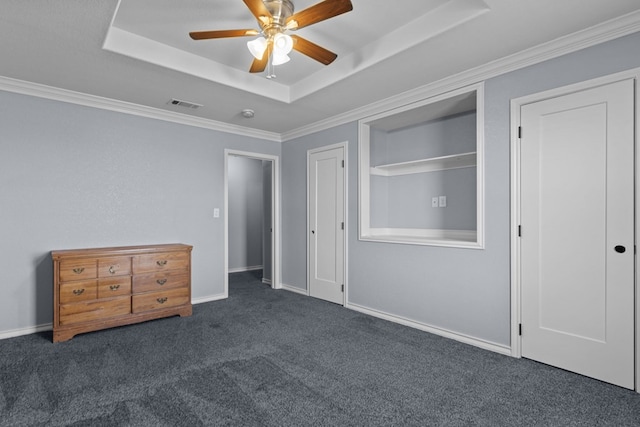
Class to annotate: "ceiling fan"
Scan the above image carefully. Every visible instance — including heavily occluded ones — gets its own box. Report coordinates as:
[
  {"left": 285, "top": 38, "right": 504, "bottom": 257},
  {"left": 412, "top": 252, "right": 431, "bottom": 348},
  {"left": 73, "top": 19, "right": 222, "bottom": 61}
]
[{"left": 189, "top": 0, "right": 353, "bottom": 75}]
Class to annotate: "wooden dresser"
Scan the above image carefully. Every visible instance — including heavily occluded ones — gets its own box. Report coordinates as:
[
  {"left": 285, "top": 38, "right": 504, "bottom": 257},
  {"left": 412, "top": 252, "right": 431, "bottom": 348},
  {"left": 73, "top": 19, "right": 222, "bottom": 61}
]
[{"left": 52, "top": 243, "right": 192, "bottom": 342}]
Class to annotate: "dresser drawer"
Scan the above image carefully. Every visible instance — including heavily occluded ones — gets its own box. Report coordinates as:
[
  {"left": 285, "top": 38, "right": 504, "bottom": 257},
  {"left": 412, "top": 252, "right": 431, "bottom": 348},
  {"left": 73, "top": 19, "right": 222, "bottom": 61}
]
[
  {"left": 133, "top": 252, "right": 189, "bottom": 274},
  {"left": 132, "top": 287, "right": 189, "bottom": 313},
  {"left": 59, "top": 296, "right": 131, "bottom": 326},
  {"left": 59, "top": 259, "right": 97, "bottom": 282},
  {"left": 59, "top": 280, "right": 98, "bottom": 303},
  {"left": 132, "top": 271, "right": 189, "bottom": 293},
  {"left": 98, "top": 277, "right": 131, "bottom": 298},
  {"left": 98, "top": 256, "right": 132, "bottom": 277}
]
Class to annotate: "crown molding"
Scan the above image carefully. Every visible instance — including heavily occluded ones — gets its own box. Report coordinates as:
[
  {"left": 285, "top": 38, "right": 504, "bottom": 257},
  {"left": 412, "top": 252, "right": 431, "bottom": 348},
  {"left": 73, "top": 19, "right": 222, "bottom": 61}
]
[
  {"left": 281, "top": 9, "right": 640, "bottom": 142},
  {"left": 0, "top": 75, "right": 282, "bottom": 142},
  {"left": 1, "top": 9, "right": 638, "bottom": 145}
]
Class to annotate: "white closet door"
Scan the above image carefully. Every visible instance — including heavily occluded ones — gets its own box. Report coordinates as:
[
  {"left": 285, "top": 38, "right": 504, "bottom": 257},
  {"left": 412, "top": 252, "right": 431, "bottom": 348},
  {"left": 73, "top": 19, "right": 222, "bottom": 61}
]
[
  {"left": 520, "top": 79, "right": 635, "bottom": 389},
  {"left": 309, "top": 146, "right": 345, "bottom": 305}
]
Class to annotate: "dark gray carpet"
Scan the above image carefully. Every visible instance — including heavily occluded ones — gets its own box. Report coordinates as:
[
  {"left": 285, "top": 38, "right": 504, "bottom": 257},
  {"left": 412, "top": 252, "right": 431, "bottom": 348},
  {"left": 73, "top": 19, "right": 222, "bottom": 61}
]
[{"left": 1, "top": 271, "right": 639, "bottom": 426}]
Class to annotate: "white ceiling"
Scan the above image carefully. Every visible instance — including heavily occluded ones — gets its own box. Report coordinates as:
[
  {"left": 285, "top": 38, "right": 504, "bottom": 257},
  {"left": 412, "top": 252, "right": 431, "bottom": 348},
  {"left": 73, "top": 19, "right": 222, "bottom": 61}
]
[{"left": 1, "top": 0, "right": 640, "bottom": 138}]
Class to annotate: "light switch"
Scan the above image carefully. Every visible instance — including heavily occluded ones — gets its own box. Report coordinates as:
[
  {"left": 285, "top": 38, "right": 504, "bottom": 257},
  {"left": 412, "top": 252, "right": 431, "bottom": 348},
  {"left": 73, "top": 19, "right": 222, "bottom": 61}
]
[
  {"left": 439, "top": 196, "right": 447, "bottom": 207},
  {"left": 432, "top": 197, "right": 439, "bottom": 208},
  {"left": 214, "top": 208, "right": 220, "bottom": 218}
]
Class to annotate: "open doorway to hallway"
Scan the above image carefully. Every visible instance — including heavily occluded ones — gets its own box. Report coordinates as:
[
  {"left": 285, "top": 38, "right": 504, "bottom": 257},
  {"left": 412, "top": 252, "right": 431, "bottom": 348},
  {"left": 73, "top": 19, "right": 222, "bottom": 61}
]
[{"left": 224, "top": 150, "right": 280, "bottom": 298}]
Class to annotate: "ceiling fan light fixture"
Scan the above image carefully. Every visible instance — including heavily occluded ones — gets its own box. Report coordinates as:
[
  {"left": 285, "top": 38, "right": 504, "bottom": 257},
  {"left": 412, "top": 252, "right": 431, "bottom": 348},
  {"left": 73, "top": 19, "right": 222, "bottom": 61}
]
[
  {"left": 273, "top": 33, "right": 293, "bottom": 55},
  {"left": 272, "top": 52, "right": 290, "bottom": 66},
  {"left": 191, "top": 0, "right": 353, "bottom": 74},
  {"left": 247, "top": 37, "right": 268, "bottom": 59}
]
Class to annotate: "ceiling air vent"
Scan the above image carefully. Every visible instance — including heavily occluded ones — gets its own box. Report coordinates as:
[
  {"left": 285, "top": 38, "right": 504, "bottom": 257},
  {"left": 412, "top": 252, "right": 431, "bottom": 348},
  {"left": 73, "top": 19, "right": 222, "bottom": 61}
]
[{"left": 167, "top": 98, "right": 203, "bottom": 109}]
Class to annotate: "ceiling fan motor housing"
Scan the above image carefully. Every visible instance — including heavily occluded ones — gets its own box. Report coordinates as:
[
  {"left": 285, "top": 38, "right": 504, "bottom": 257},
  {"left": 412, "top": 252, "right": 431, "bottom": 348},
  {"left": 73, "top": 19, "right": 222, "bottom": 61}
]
[{"left": 264, "top": 0, "right": 294, "bottom": 28}]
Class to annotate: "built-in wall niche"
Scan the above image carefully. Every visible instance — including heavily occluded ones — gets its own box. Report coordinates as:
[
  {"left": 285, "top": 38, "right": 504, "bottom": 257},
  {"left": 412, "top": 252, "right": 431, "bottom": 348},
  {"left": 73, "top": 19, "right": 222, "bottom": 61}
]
[{"left": 358, "top": 84, "right": 484, "bottom": 248}]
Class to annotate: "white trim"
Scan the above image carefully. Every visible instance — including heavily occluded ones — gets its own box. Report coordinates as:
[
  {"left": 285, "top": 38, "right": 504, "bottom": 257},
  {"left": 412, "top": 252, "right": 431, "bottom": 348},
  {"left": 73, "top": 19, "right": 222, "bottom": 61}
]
[
  {"left": 307, "top": 141, "right": 348, "bottom": 305},
  {"left": 228, "top": 265, "right": 263, "bottom": 273},
  {"left": 281, "top": 10, "right": 640, "bottom": 142},
  {"left": 224, "top": 150, "right": 281, "bottom": 298},
  {"left": 0, "top": 292, "right": 231, "bottom": 340},
  {"left": 358, "top": 83, "right": 485, "bottom": 249},
  {"left": 0, "top": 12, "right": 637, "bottom": 145},
  {"left": 0, "top": 323, "right": 52, "bottom": 341},
  {"left": 262, "top": 278, "right": 272, "bottom": 285},
  {"left": 280, "top": 283, "right": 308, "bottom": 296},
  {"left": 361, "top": 228, "right": 480, "bottom": 249},
  {"left": 0, "top": 75, "right": 282, "bottom": 142},
  {"left": 635, "top": 72, "right": 640, "bottom": 394},
  {"left": 346, "top": 302, "right": 511, "bottom": 356},
  {"left": 192, "top": 293, "right": 227, "bottom": 305},
  {"left": 509, "top": 67, "right": 640, "bottom": 391},
  {"left": 103, "top": 25, "right": 291, "bottom": 104}
]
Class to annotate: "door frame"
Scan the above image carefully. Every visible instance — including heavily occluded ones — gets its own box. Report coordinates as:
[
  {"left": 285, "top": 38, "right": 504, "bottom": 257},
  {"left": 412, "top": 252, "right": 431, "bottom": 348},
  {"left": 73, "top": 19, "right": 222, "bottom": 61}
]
[
  {"left": 224, "top": 149, "right": 281, "bottom": 297},
  {"left": 307, "top": 141, "right": 348, "bottom": 304},
  {"left": 510, "top": 68, "right": 640, "bottom": 391}
]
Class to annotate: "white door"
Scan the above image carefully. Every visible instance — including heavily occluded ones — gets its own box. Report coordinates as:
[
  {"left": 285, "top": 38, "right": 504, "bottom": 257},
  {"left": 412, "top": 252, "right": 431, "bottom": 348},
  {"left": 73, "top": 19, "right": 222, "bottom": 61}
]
[
  {"left": 520, "top": 79, "right": 635, "bottom": 389},
  {"left": 309, "top": 146, "right": 345, "bottom": 305}
]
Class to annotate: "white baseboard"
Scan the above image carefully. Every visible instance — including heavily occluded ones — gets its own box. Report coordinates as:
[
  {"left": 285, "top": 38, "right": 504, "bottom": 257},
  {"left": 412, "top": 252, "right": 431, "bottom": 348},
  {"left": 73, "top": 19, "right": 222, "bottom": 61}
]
[
  {"left": 0, "top": 296, "right": 227, "bottom": 341},
  {"left": 346, "top": 302, "right": 511, "bottom": 356},
  {"left": 192, "top": 293, "right": 227, "bottom": 305},
  {"left": 0, "top": 323, "right": 52, "bottom": 341},
  {"left": 228, "top": 265, "right": 263, "bottom": 273},
  {"left": 262, "top": 278, "right": 272, "bottom": 285},
  {"left": 280, "top": 283, "right": 308, "bottom": 296}
]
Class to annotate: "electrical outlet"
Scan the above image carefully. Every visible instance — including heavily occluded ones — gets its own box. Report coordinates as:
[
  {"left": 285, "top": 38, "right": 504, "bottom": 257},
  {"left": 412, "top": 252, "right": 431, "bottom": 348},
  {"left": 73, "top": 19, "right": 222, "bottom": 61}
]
[
  {"left": 432, "top": 197, "right": 439, "bottom": 207},
  {"left": 439, "top": 196, "right": 447, "bottom": 207},
  {"left": 214, "top": 208, "right": 220, "bottom": 218}
]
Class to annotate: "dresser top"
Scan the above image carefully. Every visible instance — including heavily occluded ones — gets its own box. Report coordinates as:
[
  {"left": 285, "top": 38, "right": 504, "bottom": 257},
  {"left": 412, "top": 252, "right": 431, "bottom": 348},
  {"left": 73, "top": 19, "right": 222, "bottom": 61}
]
[{"left": 51, "top": 243, "right": 192, "bottom": 259}]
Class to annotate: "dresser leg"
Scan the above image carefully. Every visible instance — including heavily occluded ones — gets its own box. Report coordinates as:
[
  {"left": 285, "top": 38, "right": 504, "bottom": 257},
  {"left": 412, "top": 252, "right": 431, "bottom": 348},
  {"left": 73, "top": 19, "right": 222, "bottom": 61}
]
[{"left": 53, "top": 330, "right": 75, "bottom": 343}]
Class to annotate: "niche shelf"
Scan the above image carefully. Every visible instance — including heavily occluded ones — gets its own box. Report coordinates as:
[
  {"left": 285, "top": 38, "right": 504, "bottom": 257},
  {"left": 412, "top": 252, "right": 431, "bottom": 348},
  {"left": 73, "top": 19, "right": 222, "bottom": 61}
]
[
  {"left": 370, "top": 152, "right": 477, "bottom": 176},
  {"left": 358, "top": 84, "right": 484, "bottom": 248}
]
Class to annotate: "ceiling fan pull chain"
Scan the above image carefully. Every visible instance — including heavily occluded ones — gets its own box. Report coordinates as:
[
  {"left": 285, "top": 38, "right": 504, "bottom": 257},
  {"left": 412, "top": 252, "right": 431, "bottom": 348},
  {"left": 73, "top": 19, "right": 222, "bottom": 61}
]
[{"left": 267, "top": 46, "right": 276, "bottom": 79}]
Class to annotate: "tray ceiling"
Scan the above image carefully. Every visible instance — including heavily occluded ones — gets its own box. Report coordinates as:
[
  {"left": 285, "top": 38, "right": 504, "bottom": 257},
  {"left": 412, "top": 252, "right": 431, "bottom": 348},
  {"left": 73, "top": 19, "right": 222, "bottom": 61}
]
[{"left": 1, "top": 0, "right": 640, "bottom": 137}]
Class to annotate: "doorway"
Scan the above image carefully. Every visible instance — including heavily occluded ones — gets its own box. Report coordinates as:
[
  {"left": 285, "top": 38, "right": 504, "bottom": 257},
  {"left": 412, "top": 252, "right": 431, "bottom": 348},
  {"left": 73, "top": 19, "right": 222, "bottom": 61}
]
[
  {"left": 511, "top": 74, "right": 638, "bottom": 390},
  {"left": 224, "top": 150, "right": 280, "bottom": 297},
  {"left": 227, "top": 156, "right": 271, "bottom": 281}
]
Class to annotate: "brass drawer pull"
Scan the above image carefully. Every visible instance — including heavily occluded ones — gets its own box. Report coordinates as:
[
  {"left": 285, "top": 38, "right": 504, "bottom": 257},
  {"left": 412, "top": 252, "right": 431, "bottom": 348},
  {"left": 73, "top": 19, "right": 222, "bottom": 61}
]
[
  {"left": 72, "top": 267, "right": 85, "bottom": 274},
  {"left": 110, "top": 284, "right": 120, "bottom": 291},
  {"left": 108, "top": 266, "right": 116, "bottom": 275},
  {"left": 156, "top": 260, "right": 168, "bottom": 267},
  {"left": 73, "top": 289, "right": 85, "bottom": 295},
  {"left": 156, "top": 279, "right": 167, "bottom": 285},
  {"left": 156, "top": 297, "right": 168, "bottom": 304}
]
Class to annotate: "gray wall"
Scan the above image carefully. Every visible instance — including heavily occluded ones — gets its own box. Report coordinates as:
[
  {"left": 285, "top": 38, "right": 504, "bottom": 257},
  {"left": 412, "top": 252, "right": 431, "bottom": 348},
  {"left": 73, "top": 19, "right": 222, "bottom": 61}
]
[
  {"left": 2, "top": 30, "right": 640, "bottom": 345},
  {"left": 0, "top": 91, "right": 279, "bottom": 334},
  {"left": 228, "top": 156, "right": 264, "bottom": 271},
  {"left": 281, "top": 31, "right": 640, "bottom": 347},
  {"left": 370, "top": 112, "right": 477, "bottom": 230}
]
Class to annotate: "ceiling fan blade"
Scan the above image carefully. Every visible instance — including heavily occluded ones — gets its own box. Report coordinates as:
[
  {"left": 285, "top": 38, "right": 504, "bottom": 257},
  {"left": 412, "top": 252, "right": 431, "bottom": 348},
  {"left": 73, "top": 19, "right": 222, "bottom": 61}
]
[
  {"left": 190, "top": 29, "right": 259, "bottom": 40},
  {"left": 249, "top": 39, "right": 273, "bottom": 73},
  {"left": 243, "top": 0, "right": 273, "bottom": 28},
  {"left": 286, "top": 0, "right": 353, "bottom": 30},
  {"left": 291, "top": 35, "right": 337, "bottom": 65}
]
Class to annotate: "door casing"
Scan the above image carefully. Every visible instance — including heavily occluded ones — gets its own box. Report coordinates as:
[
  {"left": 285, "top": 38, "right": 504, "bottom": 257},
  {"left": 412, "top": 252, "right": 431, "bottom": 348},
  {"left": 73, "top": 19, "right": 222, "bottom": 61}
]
[
  {"left": 224, "top": 149, "right": 280, "bottom": 297},
  {"left": 510, "top": 68, "right": 640, "bottom": 392}
]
